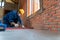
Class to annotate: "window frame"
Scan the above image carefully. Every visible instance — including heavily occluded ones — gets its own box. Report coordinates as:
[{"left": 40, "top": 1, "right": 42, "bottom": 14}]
[{"left": 27, "top": 0, "right": 43, "bottom": 17}]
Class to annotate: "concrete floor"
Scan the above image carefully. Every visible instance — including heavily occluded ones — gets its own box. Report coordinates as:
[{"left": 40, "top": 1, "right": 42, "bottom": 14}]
[{"left": 0, "top": 29, "right": 60, "bottom": 40}]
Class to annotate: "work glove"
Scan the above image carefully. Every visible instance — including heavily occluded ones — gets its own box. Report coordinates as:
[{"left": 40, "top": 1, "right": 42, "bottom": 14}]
[
  {"left": 14, "top": 24, "right": 19, "bottom": 28},
  {"left": 22, "top": 25, "right": 25, "bottom": 28}
]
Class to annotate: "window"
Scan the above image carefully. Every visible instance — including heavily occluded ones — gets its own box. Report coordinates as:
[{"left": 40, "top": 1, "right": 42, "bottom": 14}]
[
  {"left": 27, "top": 0, "right": 40, "bottom": 17},
  {"left": 0, "top": 0, "right": 4, "bottom": 8}
]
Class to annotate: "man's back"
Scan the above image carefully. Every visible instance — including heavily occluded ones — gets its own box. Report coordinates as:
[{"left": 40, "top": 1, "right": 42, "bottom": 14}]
[{"left": 3, "top": 10, "right": 19, "bottom": 27}]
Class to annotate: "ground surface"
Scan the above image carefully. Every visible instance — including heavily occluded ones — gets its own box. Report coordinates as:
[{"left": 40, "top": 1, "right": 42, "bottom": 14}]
[{"left": 0, "top": 29, "right": 60, "bottom": 40}]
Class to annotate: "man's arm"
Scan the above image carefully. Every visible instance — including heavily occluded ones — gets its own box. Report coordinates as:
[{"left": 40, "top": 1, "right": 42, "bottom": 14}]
[{"left": 17, "top": 14, "right": 25, "bottom": 28}]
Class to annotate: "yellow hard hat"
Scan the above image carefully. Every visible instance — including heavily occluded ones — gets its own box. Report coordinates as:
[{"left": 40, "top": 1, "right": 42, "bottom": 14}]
[{"left": 19, "top": 9, "right": 24, "bottom": 15}]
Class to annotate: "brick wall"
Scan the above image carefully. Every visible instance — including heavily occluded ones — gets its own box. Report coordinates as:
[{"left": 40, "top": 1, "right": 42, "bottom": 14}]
[{"left": 29, "top": 0, "right": 60, "bottom": 31}]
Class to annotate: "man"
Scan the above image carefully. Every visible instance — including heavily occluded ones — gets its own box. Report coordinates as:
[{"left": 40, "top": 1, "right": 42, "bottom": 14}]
[{"left": 3, "top": 10, "right": 24, "bottom": 28}]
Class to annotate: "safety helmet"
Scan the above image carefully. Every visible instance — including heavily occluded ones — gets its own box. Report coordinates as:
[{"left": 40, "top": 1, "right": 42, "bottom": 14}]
[{"left": 19, "top": 9, "right": 24, "bottom": 15}]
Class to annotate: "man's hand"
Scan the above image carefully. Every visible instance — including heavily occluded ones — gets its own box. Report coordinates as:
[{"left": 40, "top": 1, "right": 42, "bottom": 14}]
[
  {"left": 11, "top": 22, "right": 19, "bottom": 27},
  {"left": 14, "top": 24, "right": 19, "bottom": 28},
  {"left": 11, "top": 22, "right": 16, "bottom": 25},
  {"left": 22, "top": 25, "right": 25, "bottom": 28}
]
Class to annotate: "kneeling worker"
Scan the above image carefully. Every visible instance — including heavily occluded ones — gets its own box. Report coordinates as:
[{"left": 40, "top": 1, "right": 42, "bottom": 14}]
[{"left": 3, "top": 10, "right": 25, "bottom": 28}]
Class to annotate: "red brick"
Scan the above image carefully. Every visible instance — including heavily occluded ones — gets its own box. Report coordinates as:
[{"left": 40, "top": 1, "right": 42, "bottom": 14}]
[{"left": 29, "top": 0, "right": 60, "bottom": 30}]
